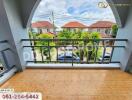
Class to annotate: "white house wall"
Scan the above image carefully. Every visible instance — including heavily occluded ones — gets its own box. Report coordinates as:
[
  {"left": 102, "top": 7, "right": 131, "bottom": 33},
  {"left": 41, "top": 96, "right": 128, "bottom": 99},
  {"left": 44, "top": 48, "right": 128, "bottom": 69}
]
[{"left": 88, "top": 28, "right": 112, "bottom": 34}]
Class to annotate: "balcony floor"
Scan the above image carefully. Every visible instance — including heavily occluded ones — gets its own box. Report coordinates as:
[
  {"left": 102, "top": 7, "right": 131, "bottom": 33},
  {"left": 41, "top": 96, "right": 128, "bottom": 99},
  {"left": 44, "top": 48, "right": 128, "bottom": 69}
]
[{"left": 1, "top": 69, "right": 132, "bottom": 100}]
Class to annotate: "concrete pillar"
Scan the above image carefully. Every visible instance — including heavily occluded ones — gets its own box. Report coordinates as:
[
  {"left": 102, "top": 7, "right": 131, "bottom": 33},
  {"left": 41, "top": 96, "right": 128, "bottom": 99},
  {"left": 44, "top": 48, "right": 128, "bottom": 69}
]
[
  {"left": 112, "top": 4, "right": 132, "bottom": 72},
  {"left": 0, "top": 0, "right": 27, "bottom": 71}
]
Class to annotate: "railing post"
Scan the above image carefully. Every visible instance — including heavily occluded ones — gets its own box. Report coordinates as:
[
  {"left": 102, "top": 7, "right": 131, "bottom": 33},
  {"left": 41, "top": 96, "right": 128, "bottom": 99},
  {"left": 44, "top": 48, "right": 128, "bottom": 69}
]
[
  {"left": 31, "top": 38, "right": 36, "bottom": 63},
  {"left": 48, "top": 40, "right": 51, "bottom": 63},
  {"left": 94, "top": 46, "right": 98, "bottom": 63},
  {"left": 72, "top": 40, "right": 74, "bottom": 67},
  {"left": 86, "top": 38, "right": 89, "bottom": 64},
  {"left": 109, "top": 47, "right": 114, "bottom": 63},
  {"left": 40, "top": 47, "right": 44, "bottom": 62},
  {"left": 56, "top": 46, "right": 58, "bottom": 63},
  {"left": 102, "top": 46, "right": 106, "bottom": 64}
]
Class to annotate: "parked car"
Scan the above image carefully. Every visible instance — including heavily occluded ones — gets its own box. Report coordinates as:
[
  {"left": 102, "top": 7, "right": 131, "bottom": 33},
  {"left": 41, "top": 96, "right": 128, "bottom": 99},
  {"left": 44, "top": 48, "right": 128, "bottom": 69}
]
[
  {"left": 57, "top": 52, "right": 80, "bottom": 63},
  {"left": 98, "top": 53, "right": 111, "bottom": 63},
  {"left": 65, "top": 45, "right": 77, "bottom": 51}
]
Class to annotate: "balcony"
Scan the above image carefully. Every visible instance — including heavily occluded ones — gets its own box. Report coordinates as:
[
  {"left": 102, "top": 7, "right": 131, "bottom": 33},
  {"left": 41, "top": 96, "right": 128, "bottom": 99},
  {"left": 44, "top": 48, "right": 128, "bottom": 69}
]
[
  {"left": 0, "top": 38, "right": 128, "bottom": 86},
  {"left": 0, "top": 0, "right": 132, "bottom": 99}
]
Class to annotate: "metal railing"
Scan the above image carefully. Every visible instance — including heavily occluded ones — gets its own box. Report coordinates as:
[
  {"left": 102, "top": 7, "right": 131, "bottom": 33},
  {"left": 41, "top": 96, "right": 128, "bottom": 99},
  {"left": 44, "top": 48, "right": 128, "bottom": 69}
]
[{"left": 21, "top": 38, "right": 127, "bottom": 66}]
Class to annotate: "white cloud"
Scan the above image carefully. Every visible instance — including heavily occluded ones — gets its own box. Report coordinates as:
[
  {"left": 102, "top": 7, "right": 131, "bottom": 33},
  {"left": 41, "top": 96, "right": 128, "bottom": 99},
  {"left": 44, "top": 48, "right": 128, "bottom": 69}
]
[{"left": 32, "top": 0, "right": 116, "bottom": 26}]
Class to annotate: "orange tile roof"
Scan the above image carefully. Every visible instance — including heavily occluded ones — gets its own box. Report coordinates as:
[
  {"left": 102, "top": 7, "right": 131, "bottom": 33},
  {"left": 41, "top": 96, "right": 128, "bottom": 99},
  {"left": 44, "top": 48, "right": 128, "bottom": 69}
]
[
  {"left": 62, "top": 21, "right": 87, "bottom": 28},
  {"left": 89, "top": 21, "right": 115, "bottom": 28},
  {"left": 32, "top": 21, "right": 53, "bottom": 28}
]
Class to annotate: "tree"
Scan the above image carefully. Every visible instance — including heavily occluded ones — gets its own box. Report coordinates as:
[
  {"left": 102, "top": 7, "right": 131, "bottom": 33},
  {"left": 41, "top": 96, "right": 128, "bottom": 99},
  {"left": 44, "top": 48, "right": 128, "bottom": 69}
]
[
  {"left": 81, "top": 31, "right": 91, "bottom": 39},
  {"left": 112, "top": 24, "right": 118, "bottom": 38},
  {"left": 37, "top": 33, "right": 54, "bottom": 39},
  {"left": 37, "top": 33, "right": 55, "bottom": 47},
  {"left": 36, "top": 33, "right": 55, "bottom": 56},
  {"left": 89, "top": 32, "right": 101, "bottom": 59},
  {"left": 57, "top": 29, "right": 84, "bottom": 39},
  {"left": 82, "top": 32, "right": 101, "bottom": 60},
  {"left": 57, "top": 30, "right": 78, "bottom": 45},
  {"left": 57, "top": 30, "right": 72, "bottom": 39},
  {"left": 56, "top": 30, "right": 101, "bottom": 61},
  {"left": 91, "top": 32, "right": 100, "bottom": 39},
  {"left": 75, "top": 31, "right": 101, "bottom": 61}
]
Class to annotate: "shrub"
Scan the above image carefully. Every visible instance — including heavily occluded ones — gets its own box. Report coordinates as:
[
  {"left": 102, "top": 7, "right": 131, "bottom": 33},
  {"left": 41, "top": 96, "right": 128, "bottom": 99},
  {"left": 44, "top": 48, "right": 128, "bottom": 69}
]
[
  {"left": 36, "top": 33, "right": 55, "bottom": 56},
  {"left": 90, "top": 32, "right": 101, "bottom": 39},
  {"left": 112, "top": 24, "right": 118, "bottom": 38}
]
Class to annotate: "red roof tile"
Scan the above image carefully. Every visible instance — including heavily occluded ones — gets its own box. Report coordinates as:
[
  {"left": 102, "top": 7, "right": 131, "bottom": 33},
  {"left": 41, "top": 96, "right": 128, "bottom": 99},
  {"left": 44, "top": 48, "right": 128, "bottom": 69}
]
[
  {"left": 62, "top": 21, "right": 87, "bottom": 28},
  {"left": 89, "top": 21, "right": 115, "bottom": 28},
  {"left": 32, "top": 21, "right": 53, "bottom": 28}
]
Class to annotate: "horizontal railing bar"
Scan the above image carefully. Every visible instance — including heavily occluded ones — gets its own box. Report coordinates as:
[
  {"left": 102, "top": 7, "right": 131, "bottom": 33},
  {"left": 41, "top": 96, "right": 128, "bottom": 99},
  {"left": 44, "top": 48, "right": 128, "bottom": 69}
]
[
  {"left": 21, "top": 38, "right": 128, "bottom": 42},
  {"left": 23, "top": 45, "right": 126, "bottom": 48},
  {"left": 27, "top": 61, "right": 120, "bottom": 63}
]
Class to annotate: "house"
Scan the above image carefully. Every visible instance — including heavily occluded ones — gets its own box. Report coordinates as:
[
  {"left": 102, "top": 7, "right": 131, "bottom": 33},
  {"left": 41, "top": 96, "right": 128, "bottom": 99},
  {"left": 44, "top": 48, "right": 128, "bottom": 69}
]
[
  {"left": 88, "top": 21, "right": 115, "bottom": 36},
  {"left": 62, "top": 21, "right": 88, "bottom": 32},
  {"left": 31, "top": 21, "right": 55, "bottom": 34}
]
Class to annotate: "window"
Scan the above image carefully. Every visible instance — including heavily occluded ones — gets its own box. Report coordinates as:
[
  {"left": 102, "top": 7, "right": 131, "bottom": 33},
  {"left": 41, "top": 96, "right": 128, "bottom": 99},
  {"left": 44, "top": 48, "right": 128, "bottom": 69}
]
[
  {"left": 97, "top": 28, "right": 100, "bottom": 32},
  {"left": 47, "top": 28, "right": 49, "bottom": 32},
  {"left": 105, "top": 29, "right": 111, "bottom": 34}
]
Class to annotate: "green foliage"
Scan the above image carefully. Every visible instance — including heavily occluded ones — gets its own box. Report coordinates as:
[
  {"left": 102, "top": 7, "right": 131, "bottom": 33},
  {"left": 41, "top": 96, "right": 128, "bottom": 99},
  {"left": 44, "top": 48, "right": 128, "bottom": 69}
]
[
  {"left": 57, "top": 30, "right": 73, "bottom": 39},
  {"left": 37, "top": 34, "right": 55, "bottom": 47},
  {"left": 81, "top": 31, "right": 91, "bottom": 39},
  {"left": 57, "top": 30, "right": 82, "bottom": 45},
  {"left": 28, "top": 32, "right": 37, "bottom": 39},
  {"left": 36, "top": 34, "right": 55, "bottom": 56},
  {"left": 112, "top": 24, "right": 118, "bottom": 38},
  {"left": 57, "top": 30, "right": 100, "bottom": 40},
  {"left": 90, "top": 32, "right": 101, "bottom": 39},
  {"left": 57, "top": 29, "right": 89, "bottom": 39},
  {"left": 74, "top": 29, "right": 83, "bottom": 39},
  {"left": 29, "top": 29, "right": 102, "bottom": 61},
  {"left": 38, "top": 33, "right": 54, "bottom": 39},
  {"left": 87, "top": 32, "right": 101, "bottom": 59}
]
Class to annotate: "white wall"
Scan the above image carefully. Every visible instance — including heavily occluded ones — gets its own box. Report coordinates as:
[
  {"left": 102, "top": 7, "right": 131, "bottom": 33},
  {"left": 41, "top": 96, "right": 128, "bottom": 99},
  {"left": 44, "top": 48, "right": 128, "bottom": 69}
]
[
  {"left": 88, "top": 28, "right": 112, "bottom": 34},
  {"left": 32, "top": 28, "right": 54, "bottom": 33}
]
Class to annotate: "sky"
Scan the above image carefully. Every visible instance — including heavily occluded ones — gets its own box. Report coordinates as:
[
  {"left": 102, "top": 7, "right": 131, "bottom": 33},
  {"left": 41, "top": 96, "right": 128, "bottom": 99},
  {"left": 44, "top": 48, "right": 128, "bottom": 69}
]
[{"left": 32, "top": 0, "right": 116, "bottom": 27}]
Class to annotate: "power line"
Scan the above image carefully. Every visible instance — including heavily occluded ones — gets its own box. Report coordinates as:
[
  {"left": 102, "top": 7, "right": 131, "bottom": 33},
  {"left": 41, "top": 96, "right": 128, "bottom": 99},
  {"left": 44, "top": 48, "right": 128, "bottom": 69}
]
[{"left": 36, "top": 12, "right": 113, "bottom": 20}]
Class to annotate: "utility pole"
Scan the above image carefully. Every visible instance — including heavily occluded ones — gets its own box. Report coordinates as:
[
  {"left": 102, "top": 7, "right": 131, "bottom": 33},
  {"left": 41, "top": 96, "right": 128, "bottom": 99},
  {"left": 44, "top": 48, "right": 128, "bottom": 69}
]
[{"left": 51, "top": 11, "right": 56, "bottom": 34}]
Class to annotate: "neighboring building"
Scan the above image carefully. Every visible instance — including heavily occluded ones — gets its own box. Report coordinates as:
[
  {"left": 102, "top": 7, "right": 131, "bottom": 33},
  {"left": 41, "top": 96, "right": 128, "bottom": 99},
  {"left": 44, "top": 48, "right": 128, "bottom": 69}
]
[
  {"left": 31, "top": 21, "right": 55, "bottom": 34},
  {"left": 62, "top": 21, "right": 88, "bottom": 32},
  {"left": 88, "top": 21, "right": 115, "bottom": 37}
]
